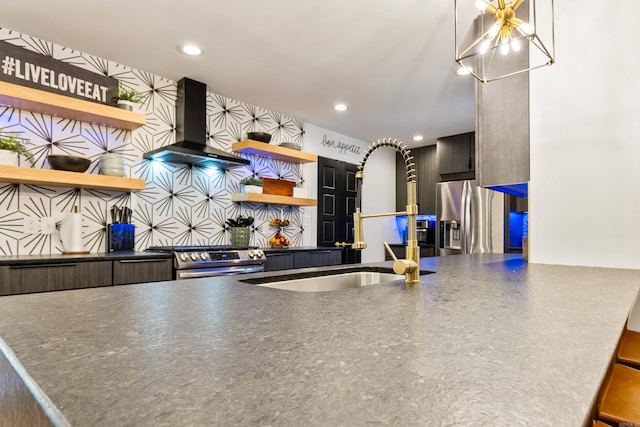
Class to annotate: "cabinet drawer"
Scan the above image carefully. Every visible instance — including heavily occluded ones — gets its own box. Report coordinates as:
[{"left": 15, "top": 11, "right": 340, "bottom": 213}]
[
  {"left": 113, "top": 258, "right": 173, "bottom": 285},
  {"left": 264, "top": 252, "right": 295, "bottom": 272},
  {"left": 294, "top": 250, "right": 341, "bottom": 268},
  {"left": 0, "top": 261, "right": 112, "bottom": 295}
]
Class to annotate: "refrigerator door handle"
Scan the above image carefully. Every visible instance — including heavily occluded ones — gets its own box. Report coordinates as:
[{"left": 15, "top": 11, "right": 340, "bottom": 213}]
[
  {"left": 466, "top": 184, "right": 472, "bottom": 253},
  {"left": 461, "top": 181, "right": 471, "bottom": 254}
]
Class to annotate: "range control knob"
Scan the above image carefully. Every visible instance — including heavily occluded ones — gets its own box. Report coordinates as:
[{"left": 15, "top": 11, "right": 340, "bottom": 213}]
[
  {"left": 190, "top": 252, "right": 198, "bottom": 261},
  {"left": 256, "top": 249, "right": 264, "bottom": 258},
  {"left": 247, "top": 250, "right": 256, "bottom": 258},
  {"left": 179, "top": 253, "right": 188, "bottom": 262},
  {"left": 200, "top": 252, "right": 208, "bottom": 261}
]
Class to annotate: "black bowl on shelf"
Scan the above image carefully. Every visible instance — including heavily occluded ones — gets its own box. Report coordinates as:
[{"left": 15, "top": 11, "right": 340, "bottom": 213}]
[
  {"left": 247, "top": 132, "right": 272, "bottom": 143},
  {"left": 47, "top": 154, "right": 92, "bottom": 173}
]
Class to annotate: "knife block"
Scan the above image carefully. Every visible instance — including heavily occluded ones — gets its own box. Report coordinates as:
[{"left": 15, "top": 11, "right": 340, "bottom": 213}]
[{"left": 107, "top": 224, "right": 135, "bottom": 252}]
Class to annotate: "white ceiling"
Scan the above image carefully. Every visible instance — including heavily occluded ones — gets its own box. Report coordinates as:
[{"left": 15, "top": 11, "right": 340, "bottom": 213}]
[{"left": 2, "top": 0, "right": 476, "bottom": 147}]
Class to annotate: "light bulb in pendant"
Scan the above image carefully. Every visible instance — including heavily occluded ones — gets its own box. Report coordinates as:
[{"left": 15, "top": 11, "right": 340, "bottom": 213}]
[
  {"left": 511, "top": 39, "right": 521, "bottom": 52},
  {"left": 488, "top": 23, "right": 501, "bottom": 38},
  {"left": 475, "top": 0, "right": 488, "bottom": 11},
  {"left": 519, "top": 22, "right": 534, "bottom": 35},
  {"left": 500, "top": 40, "right": 510, "bottom": 55},
  {"left": 479, "top": 39, "right": 491, "bottom": 54}
]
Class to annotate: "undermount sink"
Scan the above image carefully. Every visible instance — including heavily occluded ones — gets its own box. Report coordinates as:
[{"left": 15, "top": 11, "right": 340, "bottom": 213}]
[{"left": 240, "top": 267, "right": 433, "bottom": 292}]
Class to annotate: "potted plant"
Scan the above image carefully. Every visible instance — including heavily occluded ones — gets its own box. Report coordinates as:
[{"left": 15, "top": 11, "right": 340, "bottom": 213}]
[
  {"left": 239, "top": 177, "right": 263, "bottom": 193},
  {"left": 0, "top": 129, "right": 35, "bottom": 166},
  {"left": 111, "top": 85, "right": 142, "bottom": 111}
]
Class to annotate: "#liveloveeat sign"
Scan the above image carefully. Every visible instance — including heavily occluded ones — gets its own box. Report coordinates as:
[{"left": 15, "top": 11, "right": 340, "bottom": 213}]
[{"left": 0, "top": 40, "right": 117, "bottom": 105}]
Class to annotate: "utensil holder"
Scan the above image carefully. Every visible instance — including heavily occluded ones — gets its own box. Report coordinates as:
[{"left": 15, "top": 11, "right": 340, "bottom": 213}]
[
  {"left": 230, "top": 226, "right": 250, "bottom": 247},
  {"left": 107, "top": 223, "right": 135, "bottom": 251}
]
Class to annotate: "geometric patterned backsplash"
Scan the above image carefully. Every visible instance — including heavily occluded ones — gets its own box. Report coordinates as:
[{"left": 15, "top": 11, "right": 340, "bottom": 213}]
[{"left": 0, "top": 28, "right": 306, "bottom": 255}]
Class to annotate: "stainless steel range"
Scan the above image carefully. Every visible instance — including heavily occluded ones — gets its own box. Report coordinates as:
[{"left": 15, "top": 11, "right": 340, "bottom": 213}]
[{"left": 146, "top": 245, "right": 265, "bottom": 280}]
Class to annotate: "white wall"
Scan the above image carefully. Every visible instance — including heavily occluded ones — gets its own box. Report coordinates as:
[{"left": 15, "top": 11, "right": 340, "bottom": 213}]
[
  {"left": 303, "top": 125, "right": 397, "bottom": 262},
  {"left": 529, "top": 1, "right": 640, "bottom": 268}
]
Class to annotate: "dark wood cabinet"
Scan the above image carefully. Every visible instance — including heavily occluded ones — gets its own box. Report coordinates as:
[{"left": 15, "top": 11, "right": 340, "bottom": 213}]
[
  {"left": 294, "top": 250, "right": 342, "bottom": 268},
  {"left": 477, "top": 69, "right": 529, "bottom": 192},
  {"left": 265, "top": 249, "right": 342, "bottom": 272},
  {"left": 264, "top": 252, "right": 295, "bottom": 271},
  {"left": 113, "top": 258, "right": 173, "bottom": 285},
  {"left": 0, "top": 256, "right": 174, "bottom": 296},
  {"left": 437, "top": 132, "right": 475, "bottom": 180},
  {"left": 417, "top": 145, "right": 438, "bottom": 214},
  {"left": 396, "top": 144, "right": 438, "bottom": 214},
  {"left": 511, "top": 195, "right": 528, "bottom": 213},
  {"left": 0, "top": 260, "right": 112, "bottom": 295}
]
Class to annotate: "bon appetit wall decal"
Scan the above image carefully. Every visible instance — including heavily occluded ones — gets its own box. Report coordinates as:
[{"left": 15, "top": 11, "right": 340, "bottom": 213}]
[
  {"left": 0, "top": 40, "right": 117, "bottom": 105},
  {"left": 320, "top": 134, "right": 362, "bottom": 157}
]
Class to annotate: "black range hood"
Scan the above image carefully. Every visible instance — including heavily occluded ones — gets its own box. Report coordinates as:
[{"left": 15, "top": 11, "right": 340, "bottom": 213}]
[{"left": 143, "top": 78, "right": 250, "bottom": 169}]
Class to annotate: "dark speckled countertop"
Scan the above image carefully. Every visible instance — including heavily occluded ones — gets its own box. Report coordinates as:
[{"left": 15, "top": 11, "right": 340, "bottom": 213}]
[{"left": 0, "top": 254, "right": 639, "bottom": 426}]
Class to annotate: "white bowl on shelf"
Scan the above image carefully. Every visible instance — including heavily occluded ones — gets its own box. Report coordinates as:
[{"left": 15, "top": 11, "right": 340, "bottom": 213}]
[{"left": 293, "top": 187, "right": 308, "bottom": 198}]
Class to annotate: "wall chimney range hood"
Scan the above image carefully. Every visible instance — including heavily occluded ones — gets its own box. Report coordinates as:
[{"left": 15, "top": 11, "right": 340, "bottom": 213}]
[{"left": 143, "top": 78, "right": 250, "bottom": 169}]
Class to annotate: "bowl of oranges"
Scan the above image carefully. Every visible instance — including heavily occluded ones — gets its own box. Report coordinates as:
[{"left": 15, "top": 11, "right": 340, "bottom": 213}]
[{"left": 269, "top": 231, "right": 290, "bottom": 247}]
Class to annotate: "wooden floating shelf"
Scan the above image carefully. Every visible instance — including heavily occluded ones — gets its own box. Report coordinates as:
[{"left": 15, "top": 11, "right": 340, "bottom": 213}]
[
  {"left": 231, "top": 192, "right": 317, "bottom": 206},
  {"left": 232, "top": 140, "right": 317, "bottom": 164},
  {"left": 0, "top": 81, "right": 146, "bottom": 131},
  {"left": 0, "top": 165, "right": 145, "bottom": 192}
]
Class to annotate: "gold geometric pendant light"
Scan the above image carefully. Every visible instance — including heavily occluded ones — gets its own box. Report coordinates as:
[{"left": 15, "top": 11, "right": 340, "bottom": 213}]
[{"left": 455, "top": 0, "right": 555, "bottom": 83}]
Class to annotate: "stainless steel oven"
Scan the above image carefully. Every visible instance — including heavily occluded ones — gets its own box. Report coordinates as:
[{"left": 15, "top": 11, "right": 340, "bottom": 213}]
[{"left": 146, "top": 246, "right": 265, "bottom": 280}]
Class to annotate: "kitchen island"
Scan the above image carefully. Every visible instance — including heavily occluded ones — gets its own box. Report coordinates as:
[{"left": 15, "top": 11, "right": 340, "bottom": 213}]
[{"left": 0, "top": 254, "right": 638, "bottom": 426}]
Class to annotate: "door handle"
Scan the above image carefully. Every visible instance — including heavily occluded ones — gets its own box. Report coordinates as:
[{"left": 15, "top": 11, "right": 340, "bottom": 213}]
[{"left": 10, "top": 263, "right": 78, "bottom": 269}]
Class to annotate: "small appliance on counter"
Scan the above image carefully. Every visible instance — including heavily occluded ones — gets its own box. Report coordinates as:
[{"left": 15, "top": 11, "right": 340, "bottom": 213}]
[{"left": 59, "top": 205, "right": 89, "bottom": 254}]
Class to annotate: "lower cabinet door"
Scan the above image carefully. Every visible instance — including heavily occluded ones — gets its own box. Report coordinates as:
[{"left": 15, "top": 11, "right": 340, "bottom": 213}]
[
  {"left": 264, "top": 252, "right": 295, "bottom": 271},
  {"left": 113, "top": 258, "right": 173, "bottom": 285},
  {"left": 0, "top": 261, "right": 112, "bottom": 295},
  {"left": 294, "top": 250, "right": 342, "bottom": 268}
]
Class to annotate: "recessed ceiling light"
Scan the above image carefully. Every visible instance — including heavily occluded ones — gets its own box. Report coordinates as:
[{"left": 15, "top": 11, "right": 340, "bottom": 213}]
[
  {"left": 334, "top": 103, "right": 348, "bottom": 111},
  {"left": 413, "top": 135, "right": 424, "bottom": 142},
  {"left": 178, "top": 44, "right": 203, "bottom": 56}
]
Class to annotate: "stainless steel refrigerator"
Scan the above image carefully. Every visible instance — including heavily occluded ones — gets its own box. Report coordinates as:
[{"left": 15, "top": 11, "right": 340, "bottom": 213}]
[{"left": 436, "top": 180, "right": 504, "bottom": 256}]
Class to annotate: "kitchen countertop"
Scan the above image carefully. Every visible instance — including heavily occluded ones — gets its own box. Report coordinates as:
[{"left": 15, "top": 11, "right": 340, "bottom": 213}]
[{"left": 0, "top": 254, "right": 639, "bottom": 426}]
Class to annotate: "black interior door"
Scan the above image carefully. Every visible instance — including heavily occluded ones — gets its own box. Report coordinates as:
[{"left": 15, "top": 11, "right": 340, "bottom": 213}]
[{"left": 317, "top": 157, "right": 361, "bottom": 264}]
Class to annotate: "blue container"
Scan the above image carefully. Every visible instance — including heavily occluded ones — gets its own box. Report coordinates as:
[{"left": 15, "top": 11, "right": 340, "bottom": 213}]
[{"left": 108, "top": 223, "right": 135, "bottom": 251}]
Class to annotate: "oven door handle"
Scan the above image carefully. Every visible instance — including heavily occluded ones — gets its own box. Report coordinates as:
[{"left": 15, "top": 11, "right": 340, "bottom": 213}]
[{"left": 177, "top": 266, "right": 265, "bottom": 279}]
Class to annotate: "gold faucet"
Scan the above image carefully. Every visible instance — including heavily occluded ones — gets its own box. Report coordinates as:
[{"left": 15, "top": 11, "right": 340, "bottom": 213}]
[{"left": 352, "top": 138, "right": 420, "bottom": 285}]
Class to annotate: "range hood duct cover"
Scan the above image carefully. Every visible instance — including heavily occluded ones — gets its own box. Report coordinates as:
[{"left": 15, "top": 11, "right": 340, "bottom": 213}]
[{"left": 143, "top": 77, "right": 250, "bottom": 169}]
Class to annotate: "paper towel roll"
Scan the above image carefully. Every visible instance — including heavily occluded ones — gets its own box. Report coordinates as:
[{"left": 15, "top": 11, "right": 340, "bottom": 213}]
[{"left": 60, "top": 212, "right": 85, "bottom": 253}]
